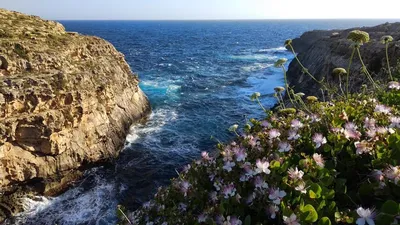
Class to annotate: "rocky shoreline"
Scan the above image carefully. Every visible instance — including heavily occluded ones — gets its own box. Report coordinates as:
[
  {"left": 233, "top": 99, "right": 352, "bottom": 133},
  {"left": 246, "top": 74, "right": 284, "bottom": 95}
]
[
  {"left": 0, "top": 9, "right": 150, "bottom": 221},
  {"left": 286, "top": 22, "right": 400, "bottom": 97}
]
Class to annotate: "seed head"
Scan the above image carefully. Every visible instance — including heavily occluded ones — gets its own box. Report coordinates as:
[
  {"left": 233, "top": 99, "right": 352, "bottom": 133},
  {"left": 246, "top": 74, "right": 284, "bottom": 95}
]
[
  {"left": 274, "top": 58, "right": 288, "bottom": 68},
  {"left": 274, "top": 86, "right": 285, "bottom": 92},
  {"left": 306, "top": 96, "right": 318, "bottom": 102},
  {"left": 332, "top": 68, "right": 347, "bottom": 76},
  {"left": 381, "top": 35, "right": 394, "bottom": 44},
  {"left": 347, "top": 30, "right": 370, "bottom": 45}
]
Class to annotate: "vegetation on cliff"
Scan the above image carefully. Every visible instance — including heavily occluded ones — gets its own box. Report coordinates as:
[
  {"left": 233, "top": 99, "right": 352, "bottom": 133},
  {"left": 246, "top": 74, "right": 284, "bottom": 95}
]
[{"left": 127, "top": 30, "right": 400, "bottom": 225}]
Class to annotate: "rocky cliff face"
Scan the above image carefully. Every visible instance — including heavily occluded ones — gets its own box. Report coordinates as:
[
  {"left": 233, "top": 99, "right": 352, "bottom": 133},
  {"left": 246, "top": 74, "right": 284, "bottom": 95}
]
[
  {"left": 287, "top": 22, "right": 400, "bottom": 97},
  {"left": 0, "top": 9, "right": 150, "bottom": 219}
]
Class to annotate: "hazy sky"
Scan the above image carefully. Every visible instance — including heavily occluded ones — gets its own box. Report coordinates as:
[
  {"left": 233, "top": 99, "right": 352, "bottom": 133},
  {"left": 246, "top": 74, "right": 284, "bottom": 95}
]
[{"left": 2, "top": 0, "right": 400, "bottom": 20}]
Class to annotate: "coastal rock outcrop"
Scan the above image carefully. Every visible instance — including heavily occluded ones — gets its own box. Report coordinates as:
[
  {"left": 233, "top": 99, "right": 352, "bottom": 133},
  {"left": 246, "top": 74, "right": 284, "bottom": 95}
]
[
  {"left": 287, "top": 22, "right": 400, "bottom": 96},
  {"left": 0, "top": 9, "right": 150, "bottom": 219}
]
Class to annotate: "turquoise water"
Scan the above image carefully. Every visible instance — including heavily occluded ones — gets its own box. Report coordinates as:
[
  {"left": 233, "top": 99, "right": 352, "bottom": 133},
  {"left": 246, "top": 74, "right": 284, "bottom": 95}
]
[{"left": 11, "top": 20, "right": 398, "bottom": 225}]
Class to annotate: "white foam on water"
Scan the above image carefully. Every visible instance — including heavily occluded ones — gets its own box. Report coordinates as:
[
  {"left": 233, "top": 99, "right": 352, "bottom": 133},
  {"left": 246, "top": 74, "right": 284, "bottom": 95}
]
[
  {"left": 126, "top": 108, "right": 178, "bottom": 143},
  {"left": 11, "top": 173, "right": 118, "bottom": 225},
  {"left": 241, "top": 63, "right": 272, "bottom": 72},
  {"left": 230, "top": 54, "right": 278, "bottom": 61},
  {"left": 257, "top": 46, "right": 287, "bottom": 53}
]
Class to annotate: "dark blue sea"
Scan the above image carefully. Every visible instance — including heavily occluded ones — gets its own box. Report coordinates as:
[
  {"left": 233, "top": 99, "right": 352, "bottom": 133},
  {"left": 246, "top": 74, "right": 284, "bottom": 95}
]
[{"left": 11, "top": 20, "right": 398, "bottom": 225}]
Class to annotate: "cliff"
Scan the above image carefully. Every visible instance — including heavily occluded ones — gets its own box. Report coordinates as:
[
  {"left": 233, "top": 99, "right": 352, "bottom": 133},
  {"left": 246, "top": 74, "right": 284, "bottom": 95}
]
[
  {"left": 0, "top": 9, "right": 150, "bottom": 219},
  {"left": 286, "top": 22, "right": 400, "bottom": 96}
]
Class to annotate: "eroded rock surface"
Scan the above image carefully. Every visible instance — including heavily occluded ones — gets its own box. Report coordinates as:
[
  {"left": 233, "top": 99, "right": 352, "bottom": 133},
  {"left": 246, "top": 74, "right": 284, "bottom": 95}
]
[
  {"left": 0, "top": 9, "right": 150, "bottom": 220},
  {"left": 287, "top": 22, "right": 400, "bottom": 97}
]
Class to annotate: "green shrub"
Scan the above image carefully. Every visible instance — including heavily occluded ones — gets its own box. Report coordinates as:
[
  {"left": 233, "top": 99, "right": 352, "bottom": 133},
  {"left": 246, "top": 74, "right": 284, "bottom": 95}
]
[{"left": 126, "top": 30, "right": 400, "bottom": 225}]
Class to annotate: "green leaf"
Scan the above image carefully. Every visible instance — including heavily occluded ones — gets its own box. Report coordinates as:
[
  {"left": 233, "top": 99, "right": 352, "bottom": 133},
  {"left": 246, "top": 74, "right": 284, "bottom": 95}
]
[
  {"left": 309, "top": 183, "right": 322, "bottom": 199},
  {"left": 335, "top": 178, "right": 347, "bottom": 194},
  {"left": 318, "top": 217, "right": 332, "bottom": 225},
  {"left": 244, "top": 215, "right": 251, "bottom": 225},
  {"left": 381, "top": 200, "right": 399, "bottom": 216},
  {"left": 300, "top": 204, "right": 318, "bottom": 223},
  {"left": 270, "top": 160, "right": 281, "bottom": 169}
]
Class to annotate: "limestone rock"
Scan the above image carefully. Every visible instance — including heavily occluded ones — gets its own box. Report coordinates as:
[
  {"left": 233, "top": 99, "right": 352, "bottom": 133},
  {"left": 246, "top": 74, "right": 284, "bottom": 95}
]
[
  {"left": 286, "top": 22, "right": 400, "bottom": 97},
  {"left": 0, "top": 8, "right": 150, "bottom": 220}
]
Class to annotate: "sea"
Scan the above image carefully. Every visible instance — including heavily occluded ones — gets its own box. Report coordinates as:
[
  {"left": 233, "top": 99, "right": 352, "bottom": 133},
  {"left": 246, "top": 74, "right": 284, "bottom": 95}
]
[{"left": 7, "top": 19, "right": 397, "bottom": 225}]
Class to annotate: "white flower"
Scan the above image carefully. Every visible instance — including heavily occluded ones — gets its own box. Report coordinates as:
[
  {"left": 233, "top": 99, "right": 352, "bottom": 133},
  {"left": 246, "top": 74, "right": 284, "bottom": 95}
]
[
  {"left": 390, "top": 117, "right": 400, "bottom": 129},
  {"left": 364, "top": 117, "right": 376, "bottom": 129},
  {"left": 375, "top": 104, "right": 391, "bottom": 114},
  {"left": 283, "top": 213, "right": 300, "bottom": 225},
  {"left": 254, "top": 176, "right": 269, "bottom": 189},
  {"left": 312, "top": 133, "right": 327, "bottom": 148},
  {"left": 234, "top": 147, "right": 247, "bottom": 162},
  {"left": 355, "top": 141, "right": 372, "bottom": 155},
  {"left": 313, "top": 153, "right": 325, "bottom": 168},
  {"left": 291, "top": 119, "right": 304, "bottom": 129},
  {"left": 287, "top": 167, "right": 304, "bottom": 180},
  {"left": 388, "top": 81, "right": 400, "bottom": 90},
  {"left": 180, "top": 181, "right": 191, "bottom": 196},
  {"left": 223, "top": 161, "right": 236, "bottom": 172},
  {"left": 267, "top": 204, "right": 279, "bottom": 219},
  {"left": 269, "top": 188, "right": 286, "bottom": 204},
  {"left": 255, "top": 159, "right": 271, "bottom": 174},
  {"left": 295, "top": 182, "right": 307, "bottom": 194},
  {"left": 385, "top": 166, "right": 400, "bottom": 184},
  {"left": 288, "top": 130, "right": 301, "bottom": 140},
  {"left": 268, "top": 129, "right": 281, "bottom": 139},
  {"left": 356, "top": 207, "right": 376, "bottom": 225},
  {"left": 223, "top": 183, "right": 236, "bottom": 199},
  {"left": 278, "top": 142, "right": 292, "bottom": 152}
]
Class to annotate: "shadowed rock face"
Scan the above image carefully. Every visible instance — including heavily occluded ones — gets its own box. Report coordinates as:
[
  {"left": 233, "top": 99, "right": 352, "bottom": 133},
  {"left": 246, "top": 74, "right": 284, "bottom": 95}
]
[
  {"left": 0, "top": 9, "right": 150, "bottom": 220},
  {"left": 286, "top": 22, "right": 400, "bottom": 97}
]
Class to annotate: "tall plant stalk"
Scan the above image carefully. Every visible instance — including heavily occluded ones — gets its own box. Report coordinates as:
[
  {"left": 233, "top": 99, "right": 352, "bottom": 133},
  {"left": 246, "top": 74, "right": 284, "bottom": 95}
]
[
  {"left": 346, "top": 47, "right": 356, "bottom": 96},
  {"left": 281, "top": 65, "right": 295, "bottom": 107},
  {"left": 385, "top": 42, "right": 393, "bottom": 80},
  {"left": 356, "top": 47, "right": 378, "bottom": 89}
]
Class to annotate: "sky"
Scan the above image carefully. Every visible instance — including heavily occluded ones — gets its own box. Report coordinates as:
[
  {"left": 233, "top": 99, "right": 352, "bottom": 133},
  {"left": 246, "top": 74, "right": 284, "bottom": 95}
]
[{"left": 2, "top": 0, "right": 400, "bottom": 20}]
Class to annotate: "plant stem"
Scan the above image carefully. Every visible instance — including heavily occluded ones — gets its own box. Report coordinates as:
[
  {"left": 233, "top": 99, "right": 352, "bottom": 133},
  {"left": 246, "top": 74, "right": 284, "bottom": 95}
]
[
  {"left": 347, "top": 47, "right": 356, "bottom": 96},
  {"left": 281, "top": 65, "right": 296, "bottom": 107},
  {"left": 338, "top": 74, "right": 346, "bottom": 97},
  {"left": 118, "top": 206, "right": 132, "bottom": 225},
  {"left": 256, "top": 97, "right": 267, "bottom": 112},
  {"left": 288, "top": 44, "right": 327, "bottom": 90},
  {"left": 385, "top": 43, "right": 393, "bottom": 80},
  {"left": 278, "top": 92, "right": 286, "bottom": 109},
  {"left": 356, "top": 47, "right": 378, "bottom": 89}
]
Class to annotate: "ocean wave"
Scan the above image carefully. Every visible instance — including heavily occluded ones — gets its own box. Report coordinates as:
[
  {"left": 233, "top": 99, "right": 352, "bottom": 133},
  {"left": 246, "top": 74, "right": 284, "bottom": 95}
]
[
  {"left": 241, "top": 63, "right": 272, "bottom": 72},
  {"left": 10, "top": 170, "right": 118, "bottom": 225},
  {"left": 126, "top": 108, "right": 178, "bottom": 143},
  {"left": 140, "top": 80, "right": 182, "bottom": 95},
  {"left": 256, "top": 46, "right": 287, "bottom": 53},
  {"left": 229, "top": 54, "right": 279, "bottom": 61}
]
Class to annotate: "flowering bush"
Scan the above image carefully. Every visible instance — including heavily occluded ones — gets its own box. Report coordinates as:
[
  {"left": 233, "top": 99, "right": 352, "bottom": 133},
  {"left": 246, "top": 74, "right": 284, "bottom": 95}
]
[{"left": 126, "top": 31, "right": 400, "bottom": 225}]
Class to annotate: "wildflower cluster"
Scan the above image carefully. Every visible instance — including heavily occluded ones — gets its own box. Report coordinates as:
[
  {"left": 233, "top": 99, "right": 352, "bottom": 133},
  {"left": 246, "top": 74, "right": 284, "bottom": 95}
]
[
  {"left": 131, "top": 90, "right": 400, "bottom": 224},
  {"left": 126, "top": 30, "right": 400, "bottom": 225}
]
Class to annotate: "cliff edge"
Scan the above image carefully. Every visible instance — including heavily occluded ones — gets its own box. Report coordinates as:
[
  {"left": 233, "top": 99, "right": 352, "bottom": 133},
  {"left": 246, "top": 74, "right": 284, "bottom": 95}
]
[
  {"left": 287, "top": 22, "right": 400, "bottom": 96},
  {"left": 0, "top": 9, "right": 150, "bottom": 219}
]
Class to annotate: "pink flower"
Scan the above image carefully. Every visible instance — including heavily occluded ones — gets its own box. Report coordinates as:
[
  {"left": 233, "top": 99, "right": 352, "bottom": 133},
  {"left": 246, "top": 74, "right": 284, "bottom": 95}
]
[
  {"left": 267, "top": 205, "right": 279, "bottom": 219},
  {"left": 377, "top": 127, "right": 388, "bottom": 135},
  {"left": 364, "top": 117, "right": 376, "bottom": 129},
  {"left": 202, "top": 151, "right": 211, "bottom": 161},
  {"left": 254, "top": 176, "right": 269, "bottom": 189},
  {"left": 269, "top": 188, "right": 286, "bottom": 204},
  {"left": 268, "top": 129, "right": 281, "bottom": 139},
  {"left": 223, "top": 161, "right": 236, "bottom": 172},
  {"left": 291, "top": 119, "right": 304, "bottom": 129},
  {"left": 255, "top": 159, "right": 271, "bottom": 174},
  {"left": 355, "top": 141, "right": 372, "bottom": 155},
  {"left": 223, "top": 183, "right": 237, "bottom": 199},
  {"left": 180, "top": 181, "right": 191, "bottom": 196},
  {"left": 390, "top": 117, "right": 400, "bottom": 129},
  {"left": 344, "top": 122, "right": 361, "bottom": 140},
  {"left": 222, "top": 148, "right": 234, "bottom": 162},
  {"left": 287, "top": 167, "right": 304, "bottom": 180},
  {"left": 375, "top": 104, "right": 391, "bottom": 114},
  {"left": 198, "top": 213, "right": 207, "bottom": 223},
  {"left": 278, "top": 142, "right": 292, "bottom": 152},
  {"left": 225, "top": 216, "right": 242, "bottom": 225},
  {"left": 385, "top": 166, "right": 400, "bottom": 184},
  {"left": 312, "top": 133, "right": 327, "bottom": 148},
  {"left": 283, "top": 214, "right": 300, "bottom": 225},
  {"left": 261, "top": 120, "right": 272, "bottom": 128},
  {"left": 209, "top": 191, "right": 218, "bottom": 202},
  {"left": 288, "top": 129, "right": 301, "bottom": 140},
  {"left": 309, "top": 114, "right": 321, "bottom": 123},
  {"left": 313, "top": 153, "right": 325, "bottom": 168},
  {"left": 371, "top": 170, "right": 384, "bottom": 182},
  {"left": 234, "top": 147, "right": 247, "bottom": 162}
]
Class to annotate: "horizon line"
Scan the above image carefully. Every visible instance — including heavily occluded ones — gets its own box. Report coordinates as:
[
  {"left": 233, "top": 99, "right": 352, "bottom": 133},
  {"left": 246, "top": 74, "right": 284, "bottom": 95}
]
[{"left": 56, "top": 18, "right": 400, "bottom": 22}]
